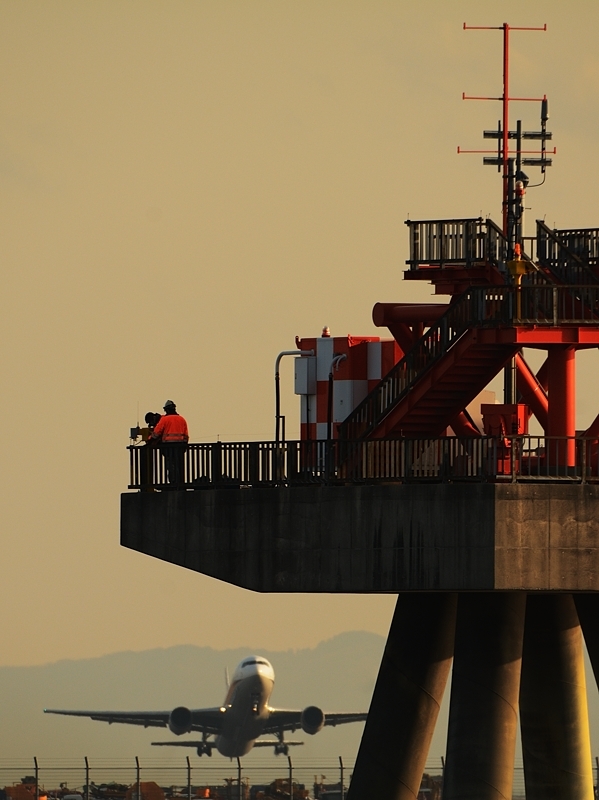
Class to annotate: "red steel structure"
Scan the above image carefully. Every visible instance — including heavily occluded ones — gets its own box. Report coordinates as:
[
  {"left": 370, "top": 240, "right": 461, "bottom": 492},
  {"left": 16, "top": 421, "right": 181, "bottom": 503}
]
[{"left": 124, "top": 23, "right": 599, "bottom": 800}]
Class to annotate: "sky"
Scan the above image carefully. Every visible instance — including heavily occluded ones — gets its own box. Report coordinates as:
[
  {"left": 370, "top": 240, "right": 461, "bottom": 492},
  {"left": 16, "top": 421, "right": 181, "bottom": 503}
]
[{"left": 1, "top": 0, "right": 599, "bottom": 673}]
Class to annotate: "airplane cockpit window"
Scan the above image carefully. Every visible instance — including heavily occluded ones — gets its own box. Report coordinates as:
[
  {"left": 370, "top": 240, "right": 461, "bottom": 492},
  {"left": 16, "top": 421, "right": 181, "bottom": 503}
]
[{"left": 241, "top": 658, "right": 270, "bottom": 668}]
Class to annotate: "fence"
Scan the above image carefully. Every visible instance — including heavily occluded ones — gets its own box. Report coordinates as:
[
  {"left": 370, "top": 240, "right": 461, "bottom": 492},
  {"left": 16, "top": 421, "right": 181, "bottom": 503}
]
[
  {"left": 0, "top": 756, "right": 539, "bottom": 800},
  {"left": 0, "top": 757, "right": 377, "bottom": 800},
  {"left": 128, "top": 436, "right": 599, "bottom": 490},
  {"left": 6, "top": 755, "right": 599, "bottom": 799}
]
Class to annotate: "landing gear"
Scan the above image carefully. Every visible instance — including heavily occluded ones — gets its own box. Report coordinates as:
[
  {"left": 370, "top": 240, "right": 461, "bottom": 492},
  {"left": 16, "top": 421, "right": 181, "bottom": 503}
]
[
  {"left": 274, "top": 743, "right": 289, "bottom": 756},
  {"left": 197, "top": 736, "right": 213, "bottom": 757}
]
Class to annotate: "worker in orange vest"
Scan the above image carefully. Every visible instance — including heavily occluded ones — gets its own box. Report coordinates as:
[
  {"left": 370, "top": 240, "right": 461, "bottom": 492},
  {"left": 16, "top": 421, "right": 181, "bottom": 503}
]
[{"left": 150, "top": 400, "right": 189, "bottom": 487}]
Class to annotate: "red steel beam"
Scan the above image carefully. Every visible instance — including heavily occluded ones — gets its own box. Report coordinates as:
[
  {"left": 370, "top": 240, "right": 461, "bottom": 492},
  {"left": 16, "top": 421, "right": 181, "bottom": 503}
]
[{"left": 515, "top": 353, "right": 548, "bottom": 432}]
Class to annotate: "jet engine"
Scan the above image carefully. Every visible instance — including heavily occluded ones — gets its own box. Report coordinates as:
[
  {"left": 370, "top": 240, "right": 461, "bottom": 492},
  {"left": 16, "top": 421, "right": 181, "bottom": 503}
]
[
  {"left": 168, "top": 706, "right": 193, "bottom": 735},
  {"left": 301, "top": 705, "right": 325, "bottom": 735}
]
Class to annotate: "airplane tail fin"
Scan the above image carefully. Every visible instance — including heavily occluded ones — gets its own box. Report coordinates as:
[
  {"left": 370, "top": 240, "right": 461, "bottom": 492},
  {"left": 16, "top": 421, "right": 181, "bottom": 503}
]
[{"left": 224, "top": 667, "right": 230, "bottom": 689}]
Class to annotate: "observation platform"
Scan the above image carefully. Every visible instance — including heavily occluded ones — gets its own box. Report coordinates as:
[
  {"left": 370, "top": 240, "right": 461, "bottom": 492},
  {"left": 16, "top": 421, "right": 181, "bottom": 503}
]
[{"left": 121, "top": 435, "right": 599, "bottom": 593}]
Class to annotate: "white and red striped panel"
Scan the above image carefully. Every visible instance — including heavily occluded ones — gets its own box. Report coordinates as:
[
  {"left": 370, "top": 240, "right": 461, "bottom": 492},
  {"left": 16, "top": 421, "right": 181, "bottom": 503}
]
[{"left": 294, "top": 335, "right": 402, "bottom": 440}]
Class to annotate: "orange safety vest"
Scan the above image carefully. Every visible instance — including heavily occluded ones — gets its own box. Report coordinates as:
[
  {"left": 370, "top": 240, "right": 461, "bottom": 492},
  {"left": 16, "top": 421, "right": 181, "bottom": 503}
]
[{"left": 151, "top": 414, "right": 189, "bottom": 443}]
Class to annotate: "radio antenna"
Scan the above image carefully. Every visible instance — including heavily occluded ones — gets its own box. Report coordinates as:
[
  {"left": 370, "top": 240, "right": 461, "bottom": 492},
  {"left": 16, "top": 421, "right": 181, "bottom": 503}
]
[{"left": 457, "top": 23, "right": 554, "bottom": 254}]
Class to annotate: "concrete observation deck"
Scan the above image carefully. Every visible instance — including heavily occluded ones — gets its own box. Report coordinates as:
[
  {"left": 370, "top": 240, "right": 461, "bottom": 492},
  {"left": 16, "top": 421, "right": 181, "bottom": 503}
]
[{"left": 121, "top": 480, "right": 599, "bottom": 593}]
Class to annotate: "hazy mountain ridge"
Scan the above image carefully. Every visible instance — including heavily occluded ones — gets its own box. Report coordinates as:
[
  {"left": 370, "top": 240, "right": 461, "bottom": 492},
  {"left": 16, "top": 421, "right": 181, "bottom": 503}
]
[{"left": 0, "top": 632, "right": 385, "bottom": 761}]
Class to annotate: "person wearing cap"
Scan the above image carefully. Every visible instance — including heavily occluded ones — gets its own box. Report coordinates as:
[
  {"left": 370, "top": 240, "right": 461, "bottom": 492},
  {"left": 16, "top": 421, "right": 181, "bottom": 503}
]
[{"left": 149, "top": 401, "right": 189, "bottom": 487}]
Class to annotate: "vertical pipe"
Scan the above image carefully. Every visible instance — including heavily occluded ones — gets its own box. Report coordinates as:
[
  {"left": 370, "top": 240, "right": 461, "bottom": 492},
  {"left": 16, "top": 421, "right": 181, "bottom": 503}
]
[
  {"left": 135, "top": 757, "right": 140, "bottom": 800},
  {"left": 237, "top": 757, "right": 242, "bottom": 800},
  {"left": 547, "top": 346, "right": 576, "bottom": 467},
  {"left": 85, "top": 758, "right": 89, "bottom": 800},
  {"left": 34, "top": 757, "right": 39, "bottom": 800},
  {"left": 275, "top": 371, "right": 281, "bottom": 444},
  {"left": 327, "top": 372, "right": 334, "bottom": 441},
  {"left": 443, "top": 592, "right": 526, "bottom": 800},
  {"left": 288, "top": 756, "right": 293, "bottom": 799},
  {"left": 347, "top": 593, "right": 457, "bottom": 800},
  {"left": 339, "top": 757, "right": 344, "bottom": 800},
  {"left": 520, "top": 594, "right": 593, "bottom": 800}
]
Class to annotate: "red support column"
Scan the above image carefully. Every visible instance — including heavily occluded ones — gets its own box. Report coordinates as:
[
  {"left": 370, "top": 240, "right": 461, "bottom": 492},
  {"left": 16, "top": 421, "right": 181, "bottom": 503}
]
[{"left": 547, "top": 346, "right": 576, "bottom": 468}]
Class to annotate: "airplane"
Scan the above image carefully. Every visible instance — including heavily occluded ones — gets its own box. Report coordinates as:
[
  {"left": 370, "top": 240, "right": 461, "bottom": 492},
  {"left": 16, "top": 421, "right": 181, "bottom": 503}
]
[{"left": 44, "top": 655, "right": 367, "bottom": 758}]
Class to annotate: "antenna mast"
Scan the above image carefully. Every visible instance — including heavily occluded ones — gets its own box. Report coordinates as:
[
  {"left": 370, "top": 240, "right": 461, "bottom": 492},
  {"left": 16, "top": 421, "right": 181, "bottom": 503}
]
[{"left": 458, "top": 23, "right": 554, "bottom": 254}]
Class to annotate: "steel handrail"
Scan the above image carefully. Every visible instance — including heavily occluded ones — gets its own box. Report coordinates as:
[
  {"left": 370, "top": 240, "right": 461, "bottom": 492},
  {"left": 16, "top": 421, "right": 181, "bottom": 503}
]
[
  {"left": 536, "top": 220, "right": 599, "bottom": 285},
  {"left": 127, "top": 436, "right": 599, "bottom": 489}
]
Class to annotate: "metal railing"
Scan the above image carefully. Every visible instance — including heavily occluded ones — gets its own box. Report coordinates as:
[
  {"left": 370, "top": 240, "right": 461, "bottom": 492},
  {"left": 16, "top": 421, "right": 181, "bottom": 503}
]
[
  {"left": 554, "top": 225, "right": 599, "bottom": 268},
  {"left": 128, "top": 436, "right": 599, "bottom": 490},
  {"left": 405, "top": 217, "right": 509, "bottom": 272},
  {"left": 405, "top": 217, "right": 599, "bottom": 288},
  {"left": 536, "top": 220, "right": 599, "bottom": 285},
  {"left": 339, "top": 284, "right": 599, "bottom": 440}
]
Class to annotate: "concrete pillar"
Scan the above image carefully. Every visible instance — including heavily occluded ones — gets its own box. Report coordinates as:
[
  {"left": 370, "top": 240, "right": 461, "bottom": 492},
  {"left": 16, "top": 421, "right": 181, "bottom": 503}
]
[
  {"left": 547, "top": 345, "right": 576, "bottom": 467},
  {"left": 347, "top": 593, "right": 457, "bottom": 800},
  {"left": 443, "top": 592, "right": 526, "bottom": 800},
  {"left": 520, "top": 594, "right": 593, "bottom": 800},
  {"left": 574, "top": 593, "right": 599, "bottom": 688}
]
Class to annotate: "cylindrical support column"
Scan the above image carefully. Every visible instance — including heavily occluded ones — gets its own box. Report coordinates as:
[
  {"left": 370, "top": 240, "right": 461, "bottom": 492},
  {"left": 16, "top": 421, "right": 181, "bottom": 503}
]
[
  {"left": 520, "top": 594, "right": 593, "bottom": 800},
  {"left": 547, "top": 345, "right": 576, "bottom": 467},
  {"left": 347, "top": 593, "right": 457, "bottom": 800},
  {"left": 574, "top": 593, "right": 599, "bottom": 688},
  {"left": 443, "top": 592, "right": 526, "bottom": 800}
]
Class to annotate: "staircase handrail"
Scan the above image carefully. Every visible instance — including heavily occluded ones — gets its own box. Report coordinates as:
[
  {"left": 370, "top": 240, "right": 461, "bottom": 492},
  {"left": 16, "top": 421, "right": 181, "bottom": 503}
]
[
  {"left": 339, "top": 286, "right": 511, "bottom": 440},
  {"left": 340, "top": 283, "right": 599, "bottom": 440}
]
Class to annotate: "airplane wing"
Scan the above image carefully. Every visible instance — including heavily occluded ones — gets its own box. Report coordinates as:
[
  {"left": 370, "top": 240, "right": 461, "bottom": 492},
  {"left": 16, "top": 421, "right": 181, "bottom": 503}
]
[
  {"left": 44, "top": 708, "right": 224, "bottom": 736},
  {"left": 262, "top": 710, "right": 367, "bottom": 734}
]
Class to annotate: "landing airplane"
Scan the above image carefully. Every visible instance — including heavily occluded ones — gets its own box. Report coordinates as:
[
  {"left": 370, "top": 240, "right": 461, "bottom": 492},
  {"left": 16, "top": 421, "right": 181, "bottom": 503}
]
[{"left": 45, "top": 655, "right": 367, "bottom": 758}]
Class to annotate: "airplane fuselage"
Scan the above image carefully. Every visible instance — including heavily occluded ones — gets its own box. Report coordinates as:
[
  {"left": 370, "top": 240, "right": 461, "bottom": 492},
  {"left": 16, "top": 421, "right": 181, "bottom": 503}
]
[{"left": 216, "top": 656, "right": 275, "bottom": 757}]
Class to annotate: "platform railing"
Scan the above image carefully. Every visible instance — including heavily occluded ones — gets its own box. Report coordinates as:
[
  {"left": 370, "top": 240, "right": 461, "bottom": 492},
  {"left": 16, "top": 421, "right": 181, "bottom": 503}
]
[
  {"left": 536, "top": 220, "right": 599, "bottom": 285},
  {"left": 553, "top": 225, "right": 599, "bottom": 268},
  {"left": 128, "top": 436, "right": 599, "bottom": 490},
  {"left": 405, "top": 217, "right": 509, "bottom": 271}
]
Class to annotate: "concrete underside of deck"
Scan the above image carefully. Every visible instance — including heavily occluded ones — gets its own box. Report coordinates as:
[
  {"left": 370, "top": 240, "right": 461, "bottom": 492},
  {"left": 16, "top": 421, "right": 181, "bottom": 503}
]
[{"left": 120, "top": 483, "right": 599, "bottom": 592}]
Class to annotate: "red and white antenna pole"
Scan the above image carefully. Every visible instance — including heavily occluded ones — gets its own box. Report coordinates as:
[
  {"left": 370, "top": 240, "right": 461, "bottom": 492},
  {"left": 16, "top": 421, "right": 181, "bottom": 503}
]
[
  {"left": 502, "top": 23, "right": 510, "bottom": 233},
  {"left": 462, "top": 22, "right": 547, "bottom": 236}
]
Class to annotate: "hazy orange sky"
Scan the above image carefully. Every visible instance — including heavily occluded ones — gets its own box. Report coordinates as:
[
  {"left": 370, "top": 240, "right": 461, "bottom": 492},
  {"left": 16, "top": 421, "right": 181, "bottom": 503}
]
[{"left": 1, "top": 0, "right": 599, "bottom": 667}]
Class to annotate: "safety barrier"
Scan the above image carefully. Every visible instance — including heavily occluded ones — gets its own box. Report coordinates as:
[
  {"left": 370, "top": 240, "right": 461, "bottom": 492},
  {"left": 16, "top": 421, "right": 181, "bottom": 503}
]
[
  {"left": 128, "top": 436, "right": 599, "bottom": 490},
  {"left": 405, "top": 217, "right": 509, "bottom": 272},
  {"left": 536, "top": 220, "right": 599, "bottom": 285}
]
